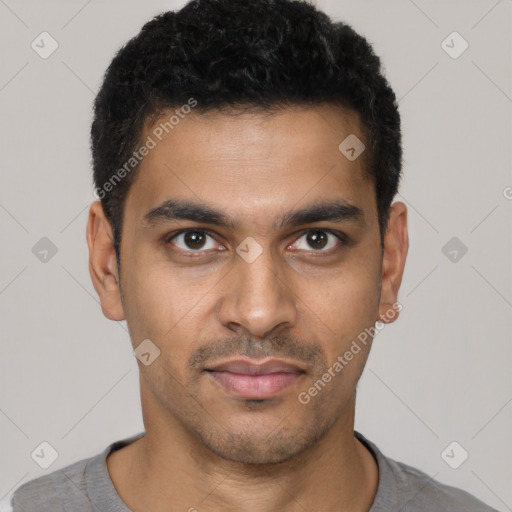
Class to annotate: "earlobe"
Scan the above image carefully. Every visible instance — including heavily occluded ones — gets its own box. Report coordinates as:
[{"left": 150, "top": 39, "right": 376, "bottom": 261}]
[
  {"left": 377, "top": 201, "right": 408, "bottom": 324},
  {"left": 86, "top": 201, "right": 126, "bottom": 321}
]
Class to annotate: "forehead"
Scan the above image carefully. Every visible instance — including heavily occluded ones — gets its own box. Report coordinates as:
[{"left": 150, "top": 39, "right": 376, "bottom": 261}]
[{"left": 124, "top": 104, "right": 374, "bottom": 229}]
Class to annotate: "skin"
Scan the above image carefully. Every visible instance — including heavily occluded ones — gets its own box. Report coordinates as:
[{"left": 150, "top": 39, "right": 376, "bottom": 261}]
[{"left": 86, "top": 104, "right": 408, "bottom": 512}]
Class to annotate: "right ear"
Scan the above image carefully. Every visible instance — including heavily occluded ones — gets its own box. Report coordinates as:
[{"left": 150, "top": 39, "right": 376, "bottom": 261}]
[{"left": 86, "top": 201, "right": 125, "bottom": 321}]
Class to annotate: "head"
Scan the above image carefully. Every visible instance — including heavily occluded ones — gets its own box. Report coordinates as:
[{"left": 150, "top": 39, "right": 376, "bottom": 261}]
[{"left": 87, "top": 0, "right": 408, "bottom": 464}]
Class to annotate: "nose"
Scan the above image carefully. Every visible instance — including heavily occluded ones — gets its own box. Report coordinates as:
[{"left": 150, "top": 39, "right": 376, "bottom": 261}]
[{"left": 216, "top": 243, "right": 298, "bottom": 339}]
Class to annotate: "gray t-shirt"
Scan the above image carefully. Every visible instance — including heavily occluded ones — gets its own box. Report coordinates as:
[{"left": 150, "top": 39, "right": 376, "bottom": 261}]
[{"left": 10, "top": 431, "right": 499, "bottom": 511}]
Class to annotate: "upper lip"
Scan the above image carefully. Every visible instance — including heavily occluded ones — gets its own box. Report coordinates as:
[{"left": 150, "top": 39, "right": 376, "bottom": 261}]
[{"left": 205, "top": 358, "right": 305, "bottom": 375}]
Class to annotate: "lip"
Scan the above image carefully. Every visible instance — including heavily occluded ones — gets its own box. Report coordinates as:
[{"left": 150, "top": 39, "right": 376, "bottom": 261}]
[
  {"left": 206, "top": 358, "right": 305, "bottom": 375},
  {"left": 204, "top": 357, "right": 305, "bottom": 399}
]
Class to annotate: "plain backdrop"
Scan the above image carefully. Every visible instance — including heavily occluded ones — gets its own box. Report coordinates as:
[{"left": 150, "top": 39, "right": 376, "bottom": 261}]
[{"left": 0, "top": 0, "right": 511, "bottom": 509}]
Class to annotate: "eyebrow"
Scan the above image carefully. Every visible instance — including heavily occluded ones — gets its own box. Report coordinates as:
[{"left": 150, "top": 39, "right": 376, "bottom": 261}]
[{"left": 142, "top": 198, "right": 365, "bottom": 231}]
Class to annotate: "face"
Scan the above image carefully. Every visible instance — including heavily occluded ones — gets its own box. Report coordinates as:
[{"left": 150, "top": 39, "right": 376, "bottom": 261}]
[{"left": 87, "top": 104, "right": 408, "bottom": 464}]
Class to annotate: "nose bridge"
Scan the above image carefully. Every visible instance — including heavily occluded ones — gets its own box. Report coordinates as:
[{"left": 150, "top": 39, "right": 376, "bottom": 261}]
[
  {"left": 218, "top": 240, "right": 297, "bottom": 337},
  {"left": 240, "top": 245, "right": 282, "bottom": 300}
]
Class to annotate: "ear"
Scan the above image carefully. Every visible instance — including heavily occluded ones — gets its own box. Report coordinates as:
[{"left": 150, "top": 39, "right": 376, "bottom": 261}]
[
  {"left": 86, "top": 200, "right": 125, "bottom": 321},
  {"left": 377, "top": 201, "right": 409, "bottom": 324}
]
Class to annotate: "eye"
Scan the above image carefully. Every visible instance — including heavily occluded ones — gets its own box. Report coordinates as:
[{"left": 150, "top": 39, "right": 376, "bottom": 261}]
[
  {"left": 289, "top": 230, "right": 345, "bottom": 252},
  {"left": 166, "top": 230, "right": 222, "bottom": 252},
  {"left": 164, "top": 228, "right": 346, "bottom": 255}
]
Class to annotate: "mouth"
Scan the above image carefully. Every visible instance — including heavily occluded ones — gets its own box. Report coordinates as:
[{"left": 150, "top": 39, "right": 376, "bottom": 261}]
[{"left": 204, "top": 358, "right": 306, "bottom": 399}]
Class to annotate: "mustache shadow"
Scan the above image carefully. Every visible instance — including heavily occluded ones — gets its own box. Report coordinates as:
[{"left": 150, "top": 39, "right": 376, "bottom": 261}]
[{"left": 188, "top": 334, "right": 326, "bottom": 371}]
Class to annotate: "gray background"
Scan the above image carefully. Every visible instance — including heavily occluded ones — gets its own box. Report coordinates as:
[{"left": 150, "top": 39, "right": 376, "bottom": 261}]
[{"left": 0, "top": 0, "right": 510, "bottom": 509}]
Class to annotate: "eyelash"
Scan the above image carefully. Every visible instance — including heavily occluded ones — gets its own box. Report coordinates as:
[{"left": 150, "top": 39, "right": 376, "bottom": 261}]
[{"left": 163, "top": 228, "right": 348, "bottom": 255}]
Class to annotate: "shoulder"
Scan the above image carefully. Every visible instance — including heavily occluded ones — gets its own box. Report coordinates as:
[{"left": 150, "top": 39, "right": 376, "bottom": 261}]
[
  {"left": 10, "top": 452, "right": 100, "bottom": 512},
  {"left": 387, "top": 456, "right": 498, "bottom": 511},
  {"left": 9, "top": 433, "right": 144, "bottom": 512},
  {"left": 355, "top": 431, "right": 499, "bottom": 512}
]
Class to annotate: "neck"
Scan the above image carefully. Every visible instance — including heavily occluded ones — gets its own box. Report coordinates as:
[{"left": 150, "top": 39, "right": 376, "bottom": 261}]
[{"left": 107, "top": 393, "right": 378, "bottom": 512}]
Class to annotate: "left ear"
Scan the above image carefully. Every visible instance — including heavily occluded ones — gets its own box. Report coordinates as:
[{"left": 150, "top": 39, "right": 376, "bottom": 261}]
[{"left": 377, "top": 201, "right": 409, "bottom": 324}]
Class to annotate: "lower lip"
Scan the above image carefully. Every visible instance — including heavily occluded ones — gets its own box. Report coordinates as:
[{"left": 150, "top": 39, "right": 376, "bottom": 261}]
[{"left": 207, "top": 371, "right": 303, "bottom": 399}]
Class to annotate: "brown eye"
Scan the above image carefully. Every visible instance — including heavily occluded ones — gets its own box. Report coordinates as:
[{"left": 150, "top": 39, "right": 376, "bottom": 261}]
[
  {"left": 306, "top": 231, "right": 328, "bottom": 250},
  {"left": 168, "top": 230, "right": 218, "bottom": 252},
  {"left": 184, "top": 231, "right": 207, "bottom": 250},
  {"left": 291, "top": 230, "right": 343, "bottom": 252}
]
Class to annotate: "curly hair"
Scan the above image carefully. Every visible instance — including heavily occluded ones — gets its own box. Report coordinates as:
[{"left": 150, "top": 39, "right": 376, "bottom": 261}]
[{"left": 90, "top": 0, "right": 402, "bottom": 270}]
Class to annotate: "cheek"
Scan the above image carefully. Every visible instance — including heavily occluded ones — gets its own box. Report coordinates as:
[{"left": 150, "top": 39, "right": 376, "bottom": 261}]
[
  {"left": 120, "top": 253, "right": 216, "bottom": 370},
  {"left": 120, "top": 255, "right": 181, "bottom": 336},
  {"left": 298, "top": 279, "right": 377, "bottom": 409},
  {"left": 304, "top": 261, "right": 380, "bottom": 329},
  {"left": 298, "top": 252, "right": 381, "bottom": 371}
]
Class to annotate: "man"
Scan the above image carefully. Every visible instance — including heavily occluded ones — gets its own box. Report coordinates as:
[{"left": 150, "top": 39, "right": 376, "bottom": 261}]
[{"left": 11, "top": 0, "right": 498, "bottom": 510}]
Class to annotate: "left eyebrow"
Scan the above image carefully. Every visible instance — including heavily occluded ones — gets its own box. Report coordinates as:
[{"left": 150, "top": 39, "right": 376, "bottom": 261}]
[
  {"left": 142, "top": 198, "right": 365, "bottom": 231},
  {"left": 277, "top": 199, "right": 365, "bottom": 230}
]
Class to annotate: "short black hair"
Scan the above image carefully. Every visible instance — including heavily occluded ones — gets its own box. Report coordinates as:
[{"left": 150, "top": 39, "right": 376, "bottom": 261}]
[{"left": 90, "top": 0, "right": 402, "bottom": 272}]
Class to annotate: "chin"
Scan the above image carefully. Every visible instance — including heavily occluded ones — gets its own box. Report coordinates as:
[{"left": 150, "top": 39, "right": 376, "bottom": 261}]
[
  {"left": 197, "top": 416, "right": 331, "bottom": 465},
  {"left": 207, "top": 436, "right": 308, "bottom": 464}
]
